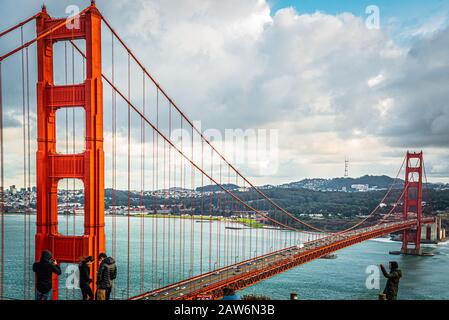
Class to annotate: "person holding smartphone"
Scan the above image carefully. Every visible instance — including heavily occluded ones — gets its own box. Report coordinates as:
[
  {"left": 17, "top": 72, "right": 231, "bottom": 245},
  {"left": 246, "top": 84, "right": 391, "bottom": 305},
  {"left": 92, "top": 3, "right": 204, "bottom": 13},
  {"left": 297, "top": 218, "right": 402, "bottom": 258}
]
[
  {"left": 33, "top": 250, "right": 62, "bottom": 300},
  {"left": 380, "top": 261, "right": 402, "bottom": 300}
]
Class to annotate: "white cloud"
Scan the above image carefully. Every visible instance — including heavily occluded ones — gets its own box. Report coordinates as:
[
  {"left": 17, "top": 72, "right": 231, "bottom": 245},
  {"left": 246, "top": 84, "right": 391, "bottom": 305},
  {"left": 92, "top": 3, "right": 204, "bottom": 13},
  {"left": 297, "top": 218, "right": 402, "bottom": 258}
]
[
  {"left": 368, "top": 74, "right": 385, "bottom": 87},
  {"left": 97, "top": 0, "right": 449, "bottom": 183}
]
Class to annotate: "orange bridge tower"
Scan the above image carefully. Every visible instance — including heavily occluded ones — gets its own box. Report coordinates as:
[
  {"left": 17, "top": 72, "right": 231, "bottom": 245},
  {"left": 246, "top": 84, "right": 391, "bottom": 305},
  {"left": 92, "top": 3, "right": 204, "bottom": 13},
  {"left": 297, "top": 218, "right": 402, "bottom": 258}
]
[
  {"left": 401, "top": 152, "right": 423, "bottom": 255},
  {"left": 35, "top": 3, "right": 105, "bottom": 299}
]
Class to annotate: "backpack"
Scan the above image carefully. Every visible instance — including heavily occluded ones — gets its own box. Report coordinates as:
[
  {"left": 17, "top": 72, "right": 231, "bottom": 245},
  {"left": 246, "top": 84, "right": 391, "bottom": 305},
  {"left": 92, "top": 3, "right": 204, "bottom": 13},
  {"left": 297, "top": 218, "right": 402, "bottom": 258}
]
[{"left": 109, "top": 262, "right": 117, "bottom": 280}]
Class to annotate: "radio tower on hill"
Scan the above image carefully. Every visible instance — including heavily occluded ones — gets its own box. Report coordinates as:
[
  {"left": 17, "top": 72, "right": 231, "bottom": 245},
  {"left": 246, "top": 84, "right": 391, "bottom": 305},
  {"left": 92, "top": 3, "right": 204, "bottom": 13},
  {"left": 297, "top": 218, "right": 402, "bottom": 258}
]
[{"left": 344, "top": 157, "right": 349, "bottom": 177}]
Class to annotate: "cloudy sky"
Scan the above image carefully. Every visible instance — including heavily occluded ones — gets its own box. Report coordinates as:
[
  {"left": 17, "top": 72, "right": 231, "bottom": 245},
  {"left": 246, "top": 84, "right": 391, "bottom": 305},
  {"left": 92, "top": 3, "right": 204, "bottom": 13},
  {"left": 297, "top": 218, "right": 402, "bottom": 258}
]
[{"left": 1, "top": 0, "right": 449, "bottom": 188}]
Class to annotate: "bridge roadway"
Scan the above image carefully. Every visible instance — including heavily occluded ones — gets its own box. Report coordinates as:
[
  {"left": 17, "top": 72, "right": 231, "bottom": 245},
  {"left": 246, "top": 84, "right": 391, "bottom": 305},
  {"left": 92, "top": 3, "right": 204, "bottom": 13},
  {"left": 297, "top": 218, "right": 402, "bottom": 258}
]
[{"left": 132, "top": 219, "right": 423, "bottom": 300}]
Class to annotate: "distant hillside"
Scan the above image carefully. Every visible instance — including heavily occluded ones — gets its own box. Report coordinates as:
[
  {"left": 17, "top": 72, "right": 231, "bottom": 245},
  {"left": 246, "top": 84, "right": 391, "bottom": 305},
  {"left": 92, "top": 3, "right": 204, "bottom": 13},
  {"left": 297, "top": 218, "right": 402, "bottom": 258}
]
[
  {"left": 102, "top": 181, "right": 449, "bottom": 218},
  {"left": 279, "top": 175, "right": 448, "bottom": 192},
  {"left": 280, "top": 175, "right": 402, "bottom": 192},
  {"left": 196, "top": 184, "right": 239, "bottom": 192}
]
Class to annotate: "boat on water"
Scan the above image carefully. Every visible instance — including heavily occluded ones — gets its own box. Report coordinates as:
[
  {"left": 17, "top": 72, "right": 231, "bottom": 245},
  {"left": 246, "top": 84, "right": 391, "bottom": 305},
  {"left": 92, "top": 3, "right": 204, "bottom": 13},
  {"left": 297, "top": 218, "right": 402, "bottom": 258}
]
[
  {"left": 225, "top": 226, "right": 244, "bottom": 230},
  {"left": 320, "top": 254, "right": 337, "bottom": 260}
]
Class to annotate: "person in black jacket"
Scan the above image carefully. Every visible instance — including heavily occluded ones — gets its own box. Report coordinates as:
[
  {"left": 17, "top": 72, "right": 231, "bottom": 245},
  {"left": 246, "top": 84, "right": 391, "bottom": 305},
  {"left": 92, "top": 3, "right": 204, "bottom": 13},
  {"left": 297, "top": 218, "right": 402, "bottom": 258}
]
[
  {"left": 79, "top": 256, "right": 94, "bottom": 300},
  {"left": 380, "top": 261, "right": 402, "bottom": 300},
  {"left": 33, "top": 250, "right": 62, "bottom": 300},
  {"left": 96, "top": 253, "right": 117, "bottom": 300}
]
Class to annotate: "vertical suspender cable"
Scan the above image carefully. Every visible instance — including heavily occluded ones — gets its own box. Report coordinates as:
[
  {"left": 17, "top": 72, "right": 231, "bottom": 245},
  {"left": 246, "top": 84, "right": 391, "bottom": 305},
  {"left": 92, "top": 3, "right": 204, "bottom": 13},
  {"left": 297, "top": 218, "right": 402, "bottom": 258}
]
[
  {"left": 0, "top": 61, "right": 5, "bottom": 300},
  {"left": 242, "top": 180, "right": 246, "bottom": 260},
  {"left": 209, "top": 147, "right": 212, "bottom": 272},
  {"left": 167, "top": 103, "right": 171, "bottom": 284},
  {"left": 230, "top": 173, "right": 234, "bottom": 264},
  {"left": 171, "top": 138, "right": 175, "bottom": 283},
  {"left": 151, "top": 88, "right": 155, "bottom": 289},
  {"left": 172, "top": 119, "right": 177, "bottom": 283},
  {"left": 140, "top": 70, "right": 145, "bottom": 293},
  {"left": 153, "top": 89, "right": 160, "bottom": 288},
  {"left": 171, "top": 117, "right": 177, "bottom": 283},
  {"left": 111, "top": 33, "right": 117, "bottom": 299},
  {"left": 155, "top": 89, "right": 159, "bottom": 288},
  {"left": 190, "top": 126, "right": 194, "bottom": 279},
  {"left": 0, "top": 60, "right": 4, "bottom": 301},
  {"left": 226, "top": 165, "right": 230, "bottom": 267},
  {"left": 127, "top": 53, "right": 131, "bottom": 298},
  {"left": 162, "top": 140, "right": 166, "bottom": 284},
  {"left": 20, "top": 27, "right": 28, "bottom": 300},
  {"left": 249, "top": 184, "right": 252, "bottom": 261},
  {"left": 25, "top": 47, "right": 32, "bottom": 300},
  {"left": 179, "top": 117, "right": 183, "bottom": 279},
  {"left": 234, "top": 173, "right": 238, "bottom": 263},
  {"left": 151, "top": 125, "right": 155, "bottom": 290},
  {"left": 255, "top": 187, "right": 259, "bottom": 259},
  {"left": 151, "top": 125, "right": 154, "bottom": 289},
  {"left": 200, "top": 139, "right": 204, "bottom": 274},
  {"left": 182, "top": 124, "right": 186, "bottom": 278},
  {"left": 217, "top": 159, "right": 221, "bottom": 270}
]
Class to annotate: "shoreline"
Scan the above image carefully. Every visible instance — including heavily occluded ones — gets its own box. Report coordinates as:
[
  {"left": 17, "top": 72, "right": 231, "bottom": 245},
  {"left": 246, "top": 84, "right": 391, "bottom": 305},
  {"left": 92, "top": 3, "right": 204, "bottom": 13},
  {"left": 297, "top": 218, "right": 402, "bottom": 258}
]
[{"left": 2, "top": 212, "right": 268, "bottom": 229}]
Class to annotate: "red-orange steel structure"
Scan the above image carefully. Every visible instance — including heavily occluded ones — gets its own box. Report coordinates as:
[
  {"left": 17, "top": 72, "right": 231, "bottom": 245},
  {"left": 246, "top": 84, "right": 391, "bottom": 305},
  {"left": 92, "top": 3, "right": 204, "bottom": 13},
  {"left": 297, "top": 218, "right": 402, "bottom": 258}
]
[
  {"left": 35, "top": 3, "right": 105, "bottom": 299},
  {"left": 402, "top": 152, "right": 423, "bottom": 254}
]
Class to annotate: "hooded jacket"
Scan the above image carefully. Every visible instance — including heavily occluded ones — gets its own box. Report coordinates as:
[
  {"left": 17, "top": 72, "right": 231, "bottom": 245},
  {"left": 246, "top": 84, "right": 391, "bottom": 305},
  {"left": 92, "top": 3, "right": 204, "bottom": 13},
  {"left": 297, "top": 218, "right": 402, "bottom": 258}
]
[
  {"left": 32, "top": 250, "right": 62, "bottom": 294},
  {"left": 78, "top": 261, "right": 93, "bottom": 287},
  {"left": 381, "top": 264, "right": 402, "bottom": 300},
  {"left": 96, "top": 257, "right": 117, "bottom": 289}
]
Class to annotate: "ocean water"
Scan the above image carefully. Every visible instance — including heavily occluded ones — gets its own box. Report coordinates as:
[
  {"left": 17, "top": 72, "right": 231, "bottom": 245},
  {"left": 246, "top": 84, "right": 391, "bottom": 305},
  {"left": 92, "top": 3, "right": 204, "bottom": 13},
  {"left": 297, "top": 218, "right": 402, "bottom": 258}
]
[{"left": 1, "top": 214, "right": 448, "bottom": 300}]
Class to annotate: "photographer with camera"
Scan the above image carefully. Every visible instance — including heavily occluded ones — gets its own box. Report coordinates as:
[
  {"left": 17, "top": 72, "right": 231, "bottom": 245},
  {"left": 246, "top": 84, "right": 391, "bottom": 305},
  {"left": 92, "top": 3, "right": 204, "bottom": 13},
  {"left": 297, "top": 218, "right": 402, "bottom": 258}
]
[
  {"left": 32, "top": 250, "right": 62, "bottom": 301},
  {"left": 380, "top": 261, "right": 402, "bottom": 300}
]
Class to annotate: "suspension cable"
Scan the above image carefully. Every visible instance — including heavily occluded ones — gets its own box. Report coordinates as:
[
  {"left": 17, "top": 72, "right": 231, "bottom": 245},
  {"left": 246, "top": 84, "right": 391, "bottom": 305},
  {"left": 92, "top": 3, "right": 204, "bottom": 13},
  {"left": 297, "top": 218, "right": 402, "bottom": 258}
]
[
  {"left": 0, "top": 7, "right": 90, "bottom": 62},
  {"left": 0, "top": 13, "right": 40, "bottom": 38}
]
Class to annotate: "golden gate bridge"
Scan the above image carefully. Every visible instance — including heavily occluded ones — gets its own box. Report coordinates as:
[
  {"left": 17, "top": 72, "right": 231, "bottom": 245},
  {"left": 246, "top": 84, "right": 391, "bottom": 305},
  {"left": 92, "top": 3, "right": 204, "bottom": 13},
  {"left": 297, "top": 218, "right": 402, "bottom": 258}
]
[{"left": 0, "top": 2, "right": 436, "bottom": 300}]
